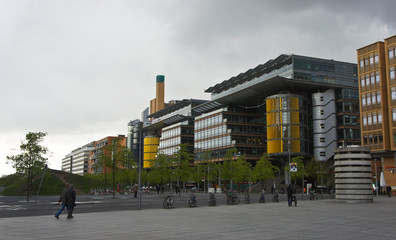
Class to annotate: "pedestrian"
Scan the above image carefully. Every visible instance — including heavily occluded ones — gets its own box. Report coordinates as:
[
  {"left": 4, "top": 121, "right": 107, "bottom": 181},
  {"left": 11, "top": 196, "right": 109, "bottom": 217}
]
[
  {"left": 66, "top": 184, "right": 76, "bottom": 219},
  {"left": 175, "top": 185, "right": 179, "bottom": 194},
  {"left": 133, "top": 184, "right": 138, "bottom": 198},
  {"left": 287, "top": 184, "right": 293, "bottom": 207},
  {"left": 156, "top": 184, "right": 160, "bottom": 194},
  {"left": 161, "top": 184, "right": 165, "bottom": 194},
  {"left": 55, "top": 183, "right": 69, "bottom": 219},
  {"left": 386, "top": 185, "right": 392, "bottom": 197}
]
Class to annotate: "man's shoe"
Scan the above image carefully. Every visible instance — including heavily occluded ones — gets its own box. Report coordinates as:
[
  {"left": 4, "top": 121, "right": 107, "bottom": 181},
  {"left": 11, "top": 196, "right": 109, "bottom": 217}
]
[{"left": 55, "top": 216, "right": 59, "bottom": 219}]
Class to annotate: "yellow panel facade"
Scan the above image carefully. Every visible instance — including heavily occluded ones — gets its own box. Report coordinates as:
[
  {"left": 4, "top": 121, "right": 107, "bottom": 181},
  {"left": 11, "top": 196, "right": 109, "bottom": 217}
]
[
  {"left": 266, "top": 94, "right": 303, "bottom": 154},
  {"left": 143, "top": 136, "right": 159, "bottom": 168},
  {"left": 143, "top": 160, "right": 154, "bottom": 169}
]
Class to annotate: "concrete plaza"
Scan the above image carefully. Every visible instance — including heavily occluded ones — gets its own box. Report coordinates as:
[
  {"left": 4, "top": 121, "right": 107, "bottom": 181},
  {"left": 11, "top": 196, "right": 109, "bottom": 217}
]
[{"left": 1, "top": 196, "right": 395, "bottom": 240}]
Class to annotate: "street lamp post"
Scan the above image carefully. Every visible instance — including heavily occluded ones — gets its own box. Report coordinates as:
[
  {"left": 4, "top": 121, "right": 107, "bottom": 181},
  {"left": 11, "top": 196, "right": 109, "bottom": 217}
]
[{"left": 138, "top": 121, "right": 143, "bottom": 210}]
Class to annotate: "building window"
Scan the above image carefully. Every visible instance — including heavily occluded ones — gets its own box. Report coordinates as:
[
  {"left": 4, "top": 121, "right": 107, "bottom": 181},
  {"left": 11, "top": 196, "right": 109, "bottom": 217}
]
[
  {"left": 368, "top": 113, "right": 372, "bottom": 125},
  {"left": 376, "top": 72, "right": 380, "bottom": 84},
  {"left": 393, "top": 108, "right": 396, "bottom": 122},
  {"left": 363, "top": 114, "right": 367, "bottom": 126},
  {"left": 378, "top": 111, "right": 382, "bottom": 124},
  {"left": 320, "top": 123, "right": 324, "bottom": 129},
  {"left": 375, "top": 54, "right": 379, "bottom": 64},
  {"left": 389, "top": 47, "right": 394, "bottom": 60},
  {"left": 373, "top": 112, "right": 377, "bottom": 125},
  {"left": 390, "top": 67, "right": 395, "bottom": 80},
  {"left": 320, "top": 138, "right": 325, "bottom": 142},
  {"left": 361, "top": 76, "right": 365, "bottom": 87},
  {"left": 365, "top": 75, "right": 370, "bottom": 87},
  {"left": 320, "top": 152, "right": 325, "bottom": 157},
  {"left": 372, "top": 93, "right": 376, "bottom": 105},
  {"left": 371, "top": 73, "right": 375, "bottom": 86},
  {"left": 377, "top": 91, "right": 381, "bottom": 103},
  {"left": 362, "top": 94, "right": 366, "bottom": 106},
  {"left": 320, "top": 96, "right": 324, "bottom": 101},
  {"left": 369, "top": 55, "right": 374, "bottom": 65},
  {"left": 367, "top": 94, "right": 371, "bottom": 105},
  {"left": 392, "top": 87, "right": 396, "bottom": 100},
  {"left": 319, "top": 110, "right": 324, "bottom": 115},
  {"left": 360, "top": 58, "right": 364, "bottom": 69}
]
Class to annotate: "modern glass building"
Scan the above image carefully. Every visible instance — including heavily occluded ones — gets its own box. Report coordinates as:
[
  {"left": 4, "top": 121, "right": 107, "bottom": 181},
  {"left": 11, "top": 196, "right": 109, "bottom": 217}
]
[
  {"left": 193, "top": 54, "right": 360, "bottom": 163},
  {"left": 142, "top": 54, "right": 359, "bottom": 170}
]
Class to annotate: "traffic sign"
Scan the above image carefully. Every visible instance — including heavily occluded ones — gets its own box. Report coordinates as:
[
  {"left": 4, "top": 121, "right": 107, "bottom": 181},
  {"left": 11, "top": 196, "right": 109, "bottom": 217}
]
[{"left": 290, "top": 162, "right": 297, "bottom": 172}]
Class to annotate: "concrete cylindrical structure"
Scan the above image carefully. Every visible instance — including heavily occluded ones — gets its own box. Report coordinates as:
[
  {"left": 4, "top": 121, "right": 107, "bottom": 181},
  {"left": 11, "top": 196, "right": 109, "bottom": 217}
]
[{"left": 334, "top": 146, "right": 373, "bottom": 203}]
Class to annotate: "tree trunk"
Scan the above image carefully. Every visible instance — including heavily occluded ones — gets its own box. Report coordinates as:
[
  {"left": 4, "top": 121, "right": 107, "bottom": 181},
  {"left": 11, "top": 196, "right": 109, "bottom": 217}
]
[{"left": 112, "top": 170, "right": 116, "bottom": 199}]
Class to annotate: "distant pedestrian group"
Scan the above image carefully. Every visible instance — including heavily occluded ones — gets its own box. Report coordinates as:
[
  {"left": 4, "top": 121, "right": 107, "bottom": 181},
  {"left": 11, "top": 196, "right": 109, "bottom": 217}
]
[{"left": 55, "top": 183, "right": 76, "bottom": 219}]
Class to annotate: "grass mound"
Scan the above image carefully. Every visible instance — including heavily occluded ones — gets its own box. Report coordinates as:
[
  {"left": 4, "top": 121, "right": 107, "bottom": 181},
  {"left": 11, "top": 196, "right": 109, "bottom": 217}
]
[{"left": 0, "top": 169, "right": 103, "bottom": 196}]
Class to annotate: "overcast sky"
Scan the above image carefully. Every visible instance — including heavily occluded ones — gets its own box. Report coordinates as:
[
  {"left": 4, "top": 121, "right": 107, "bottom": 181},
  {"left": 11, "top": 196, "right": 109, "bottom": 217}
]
[{"left": 1, "top": 0, "right": 395, "bottom": 176}]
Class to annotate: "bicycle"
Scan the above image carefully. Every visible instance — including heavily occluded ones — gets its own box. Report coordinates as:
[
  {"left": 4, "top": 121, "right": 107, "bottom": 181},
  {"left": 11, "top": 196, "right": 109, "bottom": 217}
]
[
  {"left": 163, "top": 193, "right": 175, "bottom": 209},
  {"left": 188, "top": 193, "right": 197, "bottom": 207},
  {"left": 226, "top": 191, "right": 240, "bottom": 205},
  {"left": 244, "top": 192, "right": 250, "bottom": 204},
  {"left": 208, "top": 193, "right": 216, "bottom": 206},
  {"left": 272, "top": 190, "right": 279, "bottom": 202},
  {"left": 259, "top": 191, "right": 265, "bottom": 203}
]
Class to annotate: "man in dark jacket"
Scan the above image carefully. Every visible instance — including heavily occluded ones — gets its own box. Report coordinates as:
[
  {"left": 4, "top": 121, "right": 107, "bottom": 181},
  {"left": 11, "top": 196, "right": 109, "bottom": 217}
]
[
  {"left": 287, "top": 184, "right": 293, "bottom": 207},
  {"left": 55, "top": 184, "right": 69, "bottom": 219},
  {"left": 66, "top": 184, "right": 76, "bottom": 219}
]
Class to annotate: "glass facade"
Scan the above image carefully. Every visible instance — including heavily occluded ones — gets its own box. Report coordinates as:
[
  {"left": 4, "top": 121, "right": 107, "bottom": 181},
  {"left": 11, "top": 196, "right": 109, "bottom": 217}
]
[
  {"left": 335, "top": 88, "right": 361, "bottom": 147},
  {"left": 194, "top": 106, "right": 266, "bottom": 162},
  {"left": 293, "top": 56, "right": 358, "bottom": 87},
  {"left": 266, "top": 94, "right": 308, "bottom": 155},
  {"left": 158, "top": 120, "right": 194, "bottom": 156}
]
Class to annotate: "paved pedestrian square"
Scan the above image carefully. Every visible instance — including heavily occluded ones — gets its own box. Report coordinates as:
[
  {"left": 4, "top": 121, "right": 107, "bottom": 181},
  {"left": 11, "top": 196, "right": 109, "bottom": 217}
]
[{"left": 1, "top": 196, "right": 395, "bottom": 239}]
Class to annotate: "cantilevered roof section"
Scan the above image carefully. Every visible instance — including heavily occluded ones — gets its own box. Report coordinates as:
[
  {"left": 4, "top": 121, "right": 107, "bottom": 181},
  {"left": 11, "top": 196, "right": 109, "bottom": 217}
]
[
  {"left": 148, "top": 99, "right": 208, "bottom": 119},
  {"left": 205, "top": 54, "right": 292, "bottom": 94}
]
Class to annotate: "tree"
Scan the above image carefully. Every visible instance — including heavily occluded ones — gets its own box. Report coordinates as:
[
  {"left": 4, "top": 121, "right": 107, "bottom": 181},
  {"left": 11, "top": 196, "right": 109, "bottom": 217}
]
[
  {"left": 96, "top": 137, "right": 134, "bottom": 198},
  {"left": 232, "top": 156, "right": 252, "bottom": 191},
  {"left": 252, "top": 153, "right": 279, "bottom": 191},
  {"left": 306, "top": 157, "right": 328, "bottom": 188},
  {"left": 7, "top": 132, "right": 49, "bottom": 202},
  {"left": 150, "top": 154, "right": 172, "bottom": 185},
  {"left": 173, "top": 144, "right": 194, "bottom": 193},
  {"left": 221, "top": 148, "right": 238, "bottom": 191}
]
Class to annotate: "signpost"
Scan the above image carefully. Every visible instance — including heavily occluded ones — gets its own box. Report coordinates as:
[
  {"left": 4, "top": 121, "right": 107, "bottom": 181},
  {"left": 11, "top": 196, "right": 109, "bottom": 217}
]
[{"left": 290, "top": 162, "right": 297, "bottom": 172}]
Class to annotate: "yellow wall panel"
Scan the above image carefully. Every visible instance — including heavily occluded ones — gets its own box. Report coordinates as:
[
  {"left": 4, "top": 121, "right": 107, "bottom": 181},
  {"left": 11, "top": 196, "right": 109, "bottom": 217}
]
[
  {"left": 144, "top": 152, "right": 156, "bottom": 160},
  {"left": 144, "top": 137, "right": 159, "bottom": 145},
  {"left": 143, "top": 160, "right": 154, "bottom": 168},
  {"left": 144, "top": 145, "right": 158, "bottom": 153},
  {"left": 291, "top": 140, "right": 301, "bottom": 152}
]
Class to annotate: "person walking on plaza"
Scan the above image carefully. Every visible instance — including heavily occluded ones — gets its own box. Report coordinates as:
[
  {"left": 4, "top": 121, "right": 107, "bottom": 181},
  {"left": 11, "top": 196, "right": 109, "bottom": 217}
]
[
  {"left": 66, "top": 184, "right": 76, "bottom": 219},
  {"left": 55, "top": 184, "right": 69, "bottom": 219},
  {"left": 287, "top": 184, "right": 293, "bottom": 207},
  {"left": 386, "top": 185, "right": 392, "bottom": 197},
  {"left": 133, "top": 184, "right": 138, "bottom": 198}
]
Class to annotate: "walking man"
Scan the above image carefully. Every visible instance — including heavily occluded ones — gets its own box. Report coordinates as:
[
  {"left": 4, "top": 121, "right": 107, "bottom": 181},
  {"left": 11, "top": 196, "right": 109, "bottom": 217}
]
[
  {"left": 287, "top": 184, "right": 293, "bottom": 207},
  {"left": 66, "top": 184, "right": 76, "bottom": 219},
  {"left": 55, "top": 184, "right": 69, "bottom": 219}
]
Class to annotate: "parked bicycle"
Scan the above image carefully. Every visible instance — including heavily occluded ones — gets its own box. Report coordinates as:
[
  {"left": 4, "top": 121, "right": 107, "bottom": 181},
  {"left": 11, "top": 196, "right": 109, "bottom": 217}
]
[
  {"left": 244, "top": 192, "right": 250, "bottom": 204},
  {"left": 188, "top": 193, "right": 197, "bottom": 207},
  {"left": 259, "top": 190, "right": 266, "bottom": 203},
  {"left": 309, "top": 190, "right": 317, "bottom": 200},
  {"left": 272, "top": 190, "right": 279, "bottom": 202},
  {"left": 226, "top": 191, "right": 240, "bottom": 205},
  {"left": 163, "top": 193, "right": 175, "bottom": 209},
  {"left": 208, "top": 193, "right": 216, "bottom": 206}
]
